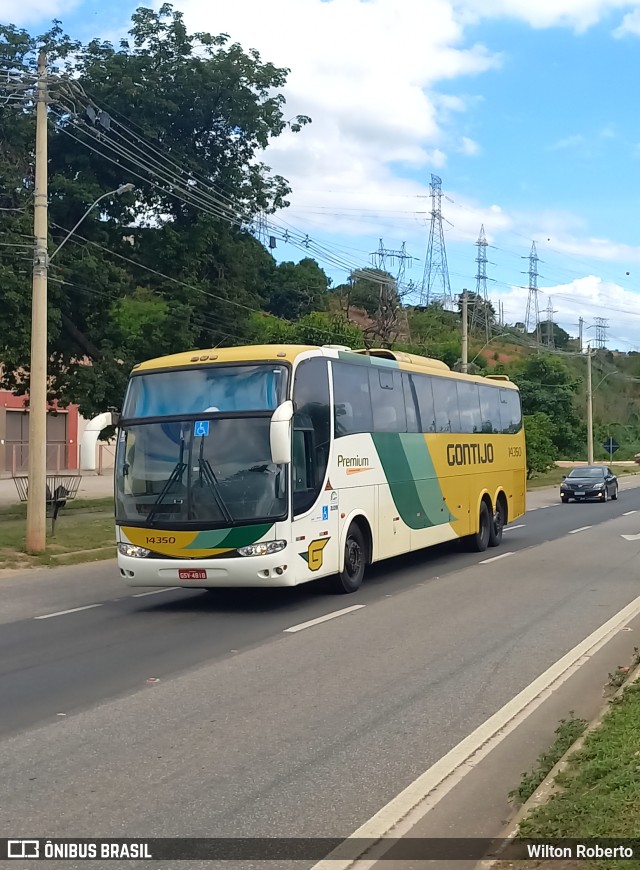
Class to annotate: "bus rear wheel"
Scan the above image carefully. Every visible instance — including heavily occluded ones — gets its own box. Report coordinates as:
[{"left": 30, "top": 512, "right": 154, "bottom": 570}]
[
  {"left": 332, "top": 523, "right": 367, "bottom": 594},
  {"left": 466, "top": 501, "right": 491, "bottom": 553},
  {"left": 488, "top": 497, "right": 507, "bottom": 548}
]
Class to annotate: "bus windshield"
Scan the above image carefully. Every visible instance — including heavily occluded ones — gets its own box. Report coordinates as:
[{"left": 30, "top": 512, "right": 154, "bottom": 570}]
[
  {"left": 115, "top": 417, "right": 287, "bottom": 527},
  {"left": 122, "top": 364, "right": 288, "bottom": 419}
]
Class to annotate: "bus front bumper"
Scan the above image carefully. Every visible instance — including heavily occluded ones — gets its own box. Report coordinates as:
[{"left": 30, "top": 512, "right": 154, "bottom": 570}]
[{"left": 118, "top": 550, "right": 297, "bottom": 588}]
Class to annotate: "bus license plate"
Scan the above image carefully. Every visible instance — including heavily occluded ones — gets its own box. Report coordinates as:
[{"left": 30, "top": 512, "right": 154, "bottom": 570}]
[{"left": 179, "top": 569, "right": 207, "bottom": 581}]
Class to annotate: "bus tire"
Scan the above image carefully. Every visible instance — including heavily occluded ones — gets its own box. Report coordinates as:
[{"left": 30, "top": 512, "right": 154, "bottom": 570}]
[
  {"left": 332, "top": 522, "right": 367, "bottom": 594},
  {"left": 466, "top": 501, "right": 491, "bottom": 552},
  {"left": 488, "top": 495, "right": 507, "bottom": 548}
]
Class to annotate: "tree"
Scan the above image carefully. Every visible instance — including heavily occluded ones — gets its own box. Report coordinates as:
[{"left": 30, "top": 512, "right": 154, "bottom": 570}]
[
  {"left": 511, "top": 356, "right": 583, "bottom": 457},
  {"left": 523, "top": 413, "right": 558, "bottom": 478},
  {"left": 0, "top": 5, "right": 312, "bottom": 417},
  {"left": 264, "top": 258, "right": 330, "bottom": 320},
  {"left": 538, "top": 320, "right": 571, "bottom": 350},
  {"left": 457, "top": 290, "right": 496, "bottom": 337}
]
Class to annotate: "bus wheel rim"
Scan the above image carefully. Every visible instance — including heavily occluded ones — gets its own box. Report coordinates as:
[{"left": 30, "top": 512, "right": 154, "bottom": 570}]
[{"left": 345, "top": 538, "right": 361, "bottom": 578}]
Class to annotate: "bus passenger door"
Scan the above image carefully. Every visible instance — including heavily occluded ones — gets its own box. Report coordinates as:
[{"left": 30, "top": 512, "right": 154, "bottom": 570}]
[
  {"left": 289, "top": 356, "right": 338, "bottom": 581},
  {"left": 291, "top": 424, "right": 339, "bottom": 579}
]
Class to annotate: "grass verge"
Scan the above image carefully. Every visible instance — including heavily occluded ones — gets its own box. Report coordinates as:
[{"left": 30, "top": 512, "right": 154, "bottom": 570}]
[
  {"left": 0, "top": 511, "right": 115, "bottom": 569},
  {"left": 494, "top": 652, "right": 640, "bottom": 870},
  {"left": 0, "top": 496, "right": 114, "bottom": 521},
  {"left": 509, "top": 713, "right": 588, "bottom": 806},
  {"left": 527, "top": 466, "right": 640, "bottom": 490}
]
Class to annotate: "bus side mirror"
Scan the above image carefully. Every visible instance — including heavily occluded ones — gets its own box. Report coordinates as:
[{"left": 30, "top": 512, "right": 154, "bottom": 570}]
[{"left": 270, "top": 401, "right": 294, "bottom": 465}]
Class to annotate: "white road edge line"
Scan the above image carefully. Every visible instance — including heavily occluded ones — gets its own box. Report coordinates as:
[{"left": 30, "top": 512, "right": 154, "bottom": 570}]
[
  {"left": 284, "top": 605, "right": 366, "bottom": 633},
  {"left": 132, "top": 587, "right": 181, "bottom": 598},
  {"left": 309, "top": 593, "right": 640, "bottom": 870},
  {"left": 34, "top": 604, "right": 103, "bottom": 620},
  {"left": 503, "top": 524, "right": 526, "bottom": 532},
  {"left": 623, "top": 511, "right": 637, "bottom": 516},
  {"left": 568, "top": 526, "right": 592, "bottom": 534},
  {"left": 479, "top": 552, "right": 513, "bottom": 564}
]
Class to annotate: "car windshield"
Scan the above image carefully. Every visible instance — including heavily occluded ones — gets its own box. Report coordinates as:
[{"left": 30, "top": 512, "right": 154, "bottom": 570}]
[
  {"left": 115, "top": 418, "right": 287, "bottom": 528},
  {"left": 567, "top": 467, "right": 605, "bottom": 478}
]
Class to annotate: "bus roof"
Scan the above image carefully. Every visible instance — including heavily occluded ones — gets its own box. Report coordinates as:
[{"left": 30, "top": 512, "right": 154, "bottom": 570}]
[
  {"left": 132, "top": 344, "right": 317, "bottom": 372},
  {"left": 131, "top": 343, "right": 518, "bottom": 389}
]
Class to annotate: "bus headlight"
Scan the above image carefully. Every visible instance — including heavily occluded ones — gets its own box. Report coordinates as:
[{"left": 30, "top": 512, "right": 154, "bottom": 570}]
[
  {"left": 237, "top": 540, "right": 287, "bottom": 557},
  {"left": 118, "top": 543, "right": 151, "bottom": 558}
]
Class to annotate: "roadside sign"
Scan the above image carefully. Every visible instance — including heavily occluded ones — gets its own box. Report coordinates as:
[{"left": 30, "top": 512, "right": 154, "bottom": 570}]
[{"left": 603, "top": 436, "right": 619, "bottom": 458}]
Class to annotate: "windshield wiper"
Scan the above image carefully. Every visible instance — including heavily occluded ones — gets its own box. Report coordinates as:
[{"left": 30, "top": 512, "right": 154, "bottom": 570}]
[
  {"left": 196, "top": 440, "right": 234, "bottom": 525},
  {"left": 146, "top": 460, "right": 188, "bottom": 525}
]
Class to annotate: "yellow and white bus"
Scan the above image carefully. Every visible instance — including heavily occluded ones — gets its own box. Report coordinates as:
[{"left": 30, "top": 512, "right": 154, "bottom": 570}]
[{"left": 115, "top": 344, "right": 526, "bottom": 594}]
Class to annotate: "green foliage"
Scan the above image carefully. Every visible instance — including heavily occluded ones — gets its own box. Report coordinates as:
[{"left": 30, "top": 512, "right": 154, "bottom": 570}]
[
  {"left": 264, "top": 258, "right": 330, "bottom": 320},
  {"left": 523, "top": 413, "right": 558, "bottom": 478},
  {"left": 0, "top": 5, "right": 319, "bottom": 417},
  {"left": 510, "top": 712, "right": 587, "bottom": 806},
  {"left": 512, "top": 356, "right": 584, "bottom": 457}
]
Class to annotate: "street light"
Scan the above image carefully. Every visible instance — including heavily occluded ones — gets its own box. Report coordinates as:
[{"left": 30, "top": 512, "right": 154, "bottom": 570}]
[
  {"left": 49, "top": 183, "right": 134, "bottom": 261},
  {"left": 25, "top": 179, "right": 134, "bottom": 553}
]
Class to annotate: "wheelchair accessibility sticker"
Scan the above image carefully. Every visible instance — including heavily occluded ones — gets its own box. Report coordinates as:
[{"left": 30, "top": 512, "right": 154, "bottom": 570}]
[{"left": 194, "top": 420, "right": 210, "bottom": 437}]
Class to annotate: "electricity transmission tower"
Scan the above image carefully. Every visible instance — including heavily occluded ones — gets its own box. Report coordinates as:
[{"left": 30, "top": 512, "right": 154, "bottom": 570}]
[
  {"left": 420, "top": 174, "right": 453, "bottom": 309},
  {"left": 594, "top": 317, "right": 608, "bottom": 348},
  {"left": 368, "top": 239, "right": 415, "bottom": 347},
  {"left": 523, "top": 242, "right": 541, "bottom": 348},
  {"left": 544, "top": 297, "right": 557, "bottom": 349},
  {"left": 470, "top": 224, "right": 491, "bottom": 343}
]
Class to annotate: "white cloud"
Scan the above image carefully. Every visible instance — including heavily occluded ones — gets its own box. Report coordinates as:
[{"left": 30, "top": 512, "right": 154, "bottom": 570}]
[
  {"left": 494, "top": 276, "right": 640, "bottom": 350},
  {"left": 547, "top": 134, "right": 585, "bottom": 151},
  {"left": 173, "top": 0, "right": 499, "bottom": 216},
  {"left": 0, "top": 0, "right": 79, "bottom": 24},
  {"left": 613, "top": 7, "right": 640, "bottom": 34},
  {"left": 459, "top": 0, "right": 639, "bottom": 33},
  {"left": 460, "top": 136, "right": 481, "bottom": 155}
]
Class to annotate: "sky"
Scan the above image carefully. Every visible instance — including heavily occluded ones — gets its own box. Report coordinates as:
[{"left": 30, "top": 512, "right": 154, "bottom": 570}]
[{"left": 4, "top": 0, "right": 640, "bottom": 350}]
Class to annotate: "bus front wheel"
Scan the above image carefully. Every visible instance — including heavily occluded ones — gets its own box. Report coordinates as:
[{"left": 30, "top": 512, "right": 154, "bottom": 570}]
[
  {"left": 466, "top": 501, "right": 491, "bottom": 552},
  {"left": 333, "top": 523, "right": 367, "bottom": 594}
]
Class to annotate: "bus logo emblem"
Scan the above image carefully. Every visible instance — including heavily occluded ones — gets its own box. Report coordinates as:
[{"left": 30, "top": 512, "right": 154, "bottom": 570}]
[{"left": 301, "top": 539, "right": 330, "bottom": 572}]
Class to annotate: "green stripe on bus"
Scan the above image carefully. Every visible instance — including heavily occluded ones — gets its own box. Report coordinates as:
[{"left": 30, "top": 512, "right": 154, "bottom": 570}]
[
  {"left": 187, "top": 523, "right": 273, "bottom": 550},
  {"left": 372, "top": 433, "right": 456, "bottom": 529}
]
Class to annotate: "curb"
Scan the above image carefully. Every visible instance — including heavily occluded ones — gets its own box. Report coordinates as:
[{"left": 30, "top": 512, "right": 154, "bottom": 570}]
[
  {"left": 50, "top": 546, "right": 115, "bottom": 562},
  {"left": 475, "top": 656, "right": 640, "bottom": 869}
]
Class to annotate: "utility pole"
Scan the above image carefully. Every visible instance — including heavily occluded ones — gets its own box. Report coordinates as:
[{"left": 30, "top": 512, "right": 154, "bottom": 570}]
[
  {"left": 578, "top": 317, "right": 584, "bottom": 353},
  {"left": 461, "top": 288, "right": 468, "bottom": 373},
  {"left": 586, "top": 347, "right": 594, "bottom": 464},
  {"left": 26, "top": 49, "right": 48, "bottom": 553}
]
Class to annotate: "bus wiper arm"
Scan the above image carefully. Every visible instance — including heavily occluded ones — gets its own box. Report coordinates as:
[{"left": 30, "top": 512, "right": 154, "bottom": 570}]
[
  {"left": 197, "top": 457, "right": 234, "bottom": 526},
  {"left": 146, "top": 461, "right": 188, "bottom": 525}
]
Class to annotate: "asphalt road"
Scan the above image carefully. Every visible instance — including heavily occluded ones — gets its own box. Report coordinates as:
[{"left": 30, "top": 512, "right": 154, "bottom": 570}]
[{"left": 3, "top": 480, "right": 640, "bottom": 868}]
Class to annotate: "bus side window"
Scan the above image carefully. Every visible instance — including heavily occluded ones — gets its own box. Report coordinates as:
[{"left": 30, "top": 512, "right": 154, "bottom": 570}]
[
  {"left": 456, "top": 382, "right": 482, "bottom": 434},
  {"left": 292, "top": 358, "right": 331, "bottom": 516},
  {"left": 332, "top": 361, "right": 373, "bottom": 436},
  {"left": 431, "top": 377, "right": 461, "bottom": 433},
  {"left": 413, "top": 374, "right": 436, "bottom": 433},
  {"left": 369, "top": 368, "right": 407, "bottom": 433},
  {"left": 402, "top": 373, "right": 420, "bottom": 433},
  {"left": 499, "top": 388, "right": 522, "bottom": 434},
  {"left": 479, "top": 384, "right": 502, "bottom": 434}
]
